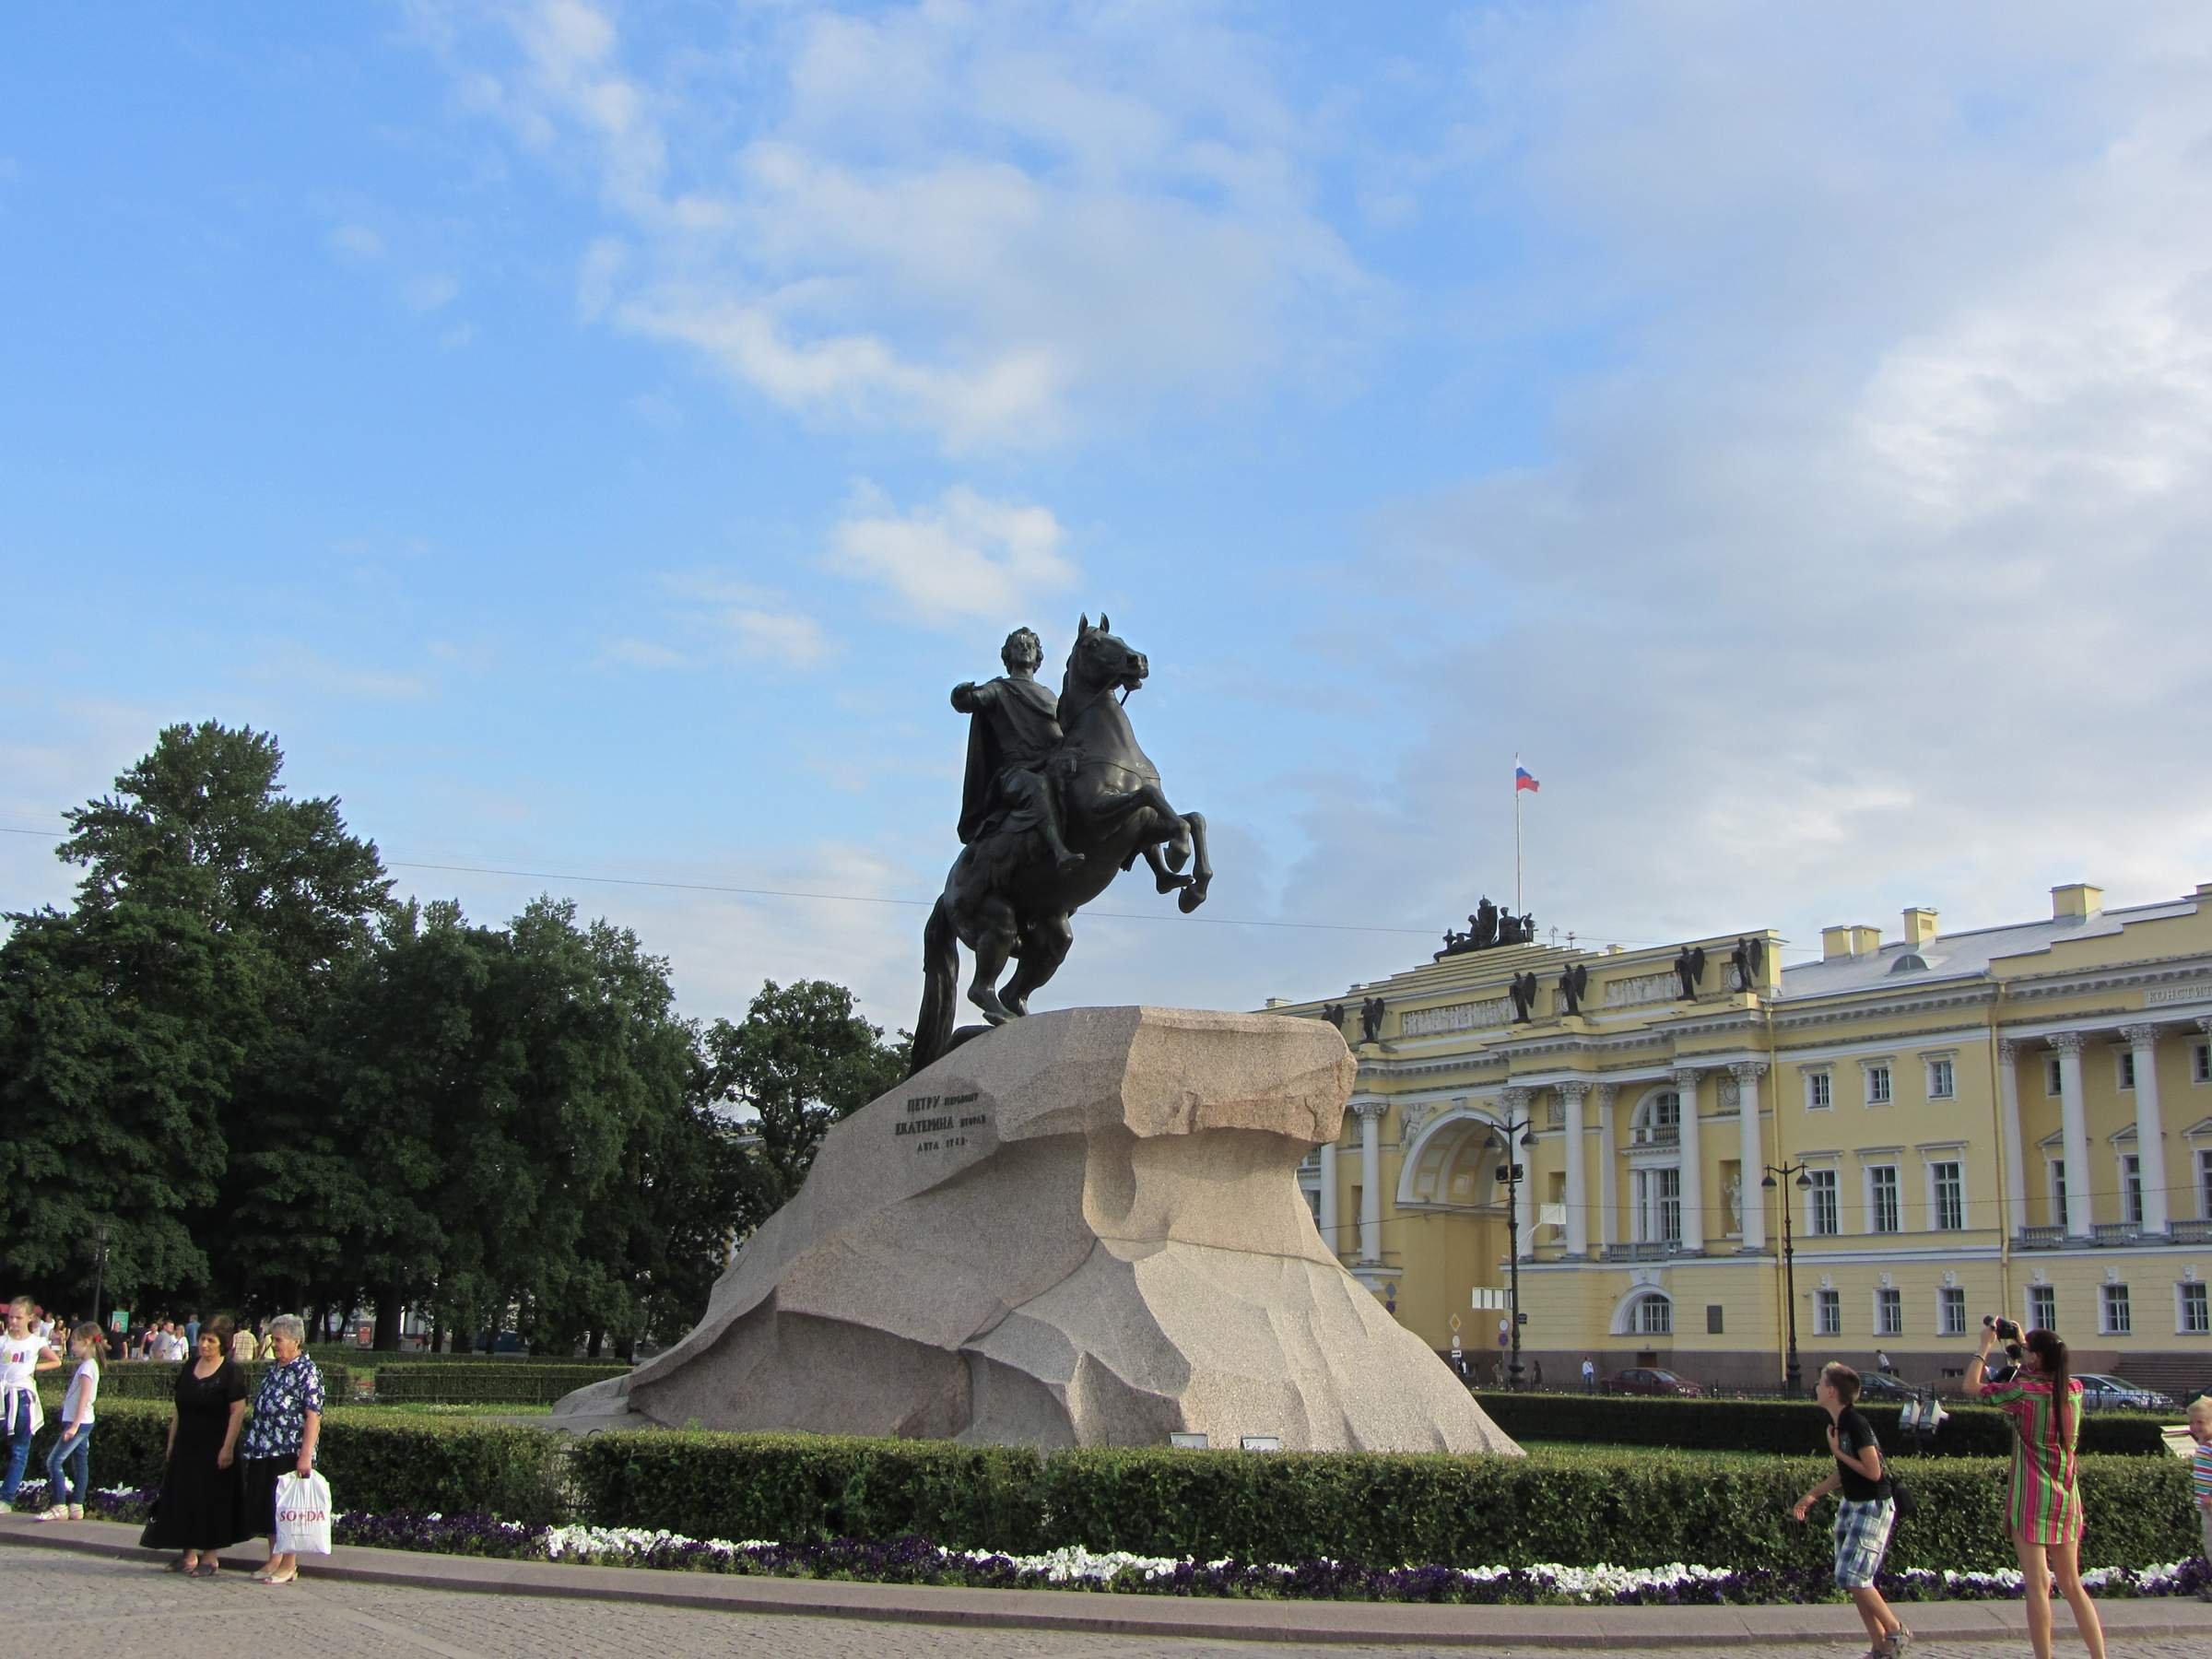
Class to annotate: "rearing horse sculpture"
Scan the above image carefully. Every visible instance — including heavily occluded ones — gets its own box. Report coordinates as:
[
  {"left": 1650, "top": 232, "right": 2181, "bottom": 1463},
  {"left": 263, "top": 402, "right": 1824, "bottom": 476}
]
[{"left": 912, "top": 615, "right": 1212, "bottom": 1074}]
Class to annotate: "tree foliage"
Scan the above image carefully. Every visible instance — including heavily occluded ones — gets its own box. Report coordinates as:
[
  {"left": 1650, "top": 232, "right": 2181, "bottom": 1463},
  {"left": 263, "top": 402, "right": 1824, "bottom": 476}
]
[{"left": 1, "top": 722, "right": 893, "bottom": 1353}]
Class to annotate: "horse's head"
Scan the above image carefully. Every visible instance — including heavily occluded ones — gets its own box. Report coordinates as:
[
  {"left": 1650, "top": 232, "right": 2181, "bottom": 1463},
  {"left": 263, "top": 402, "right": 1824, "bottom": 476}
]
[{"left": 1065, "top": 612, "right": 1147, "bottom": 700}]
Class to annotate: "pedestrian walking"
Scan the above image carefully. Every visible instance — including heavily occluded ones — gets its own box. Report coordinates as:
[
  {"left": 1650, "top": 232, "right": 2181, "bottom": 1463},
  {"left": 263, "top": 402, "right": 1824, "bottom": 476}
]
[
  {"left": 1968, "top": 1324, "right": 2108, "bottom": 1659},
  {"left": 0, "top": 1297, "right": 63, "bottom": 1512},
  {"left": 240, "top": 1314, "right": 324, "bottom": 1585},
  {"left": 139, "top": 1318, "right": 249, "bottom": 1574},
  {"left": 1531, "top": 1358, "right": 1544, "bottom": 1389},
  {"left": 33, "top": 1324, "right": 105, "bottom": 1521},
  {"left": 1789, "top": 1361, "right": 1909, "bottom": 1659},
  {"left": 2186, "top": 1395, "right": 2212, "bottom": 1602},
  {"left": 230, "top": 1322, "right": 258, "bottom": 1364},
  {"left": 1581, "top": 1355, "right": 1595, "bottom": 1393}
]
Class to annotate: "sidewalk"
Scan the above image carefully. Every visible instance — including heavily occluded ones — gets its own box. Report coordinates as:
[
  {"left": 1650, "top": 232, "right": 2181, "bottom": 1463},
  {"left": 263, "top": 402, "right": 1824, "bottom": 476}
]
[{"left": 6, "top": 1514, "right": 2211, "bottom": 1649}]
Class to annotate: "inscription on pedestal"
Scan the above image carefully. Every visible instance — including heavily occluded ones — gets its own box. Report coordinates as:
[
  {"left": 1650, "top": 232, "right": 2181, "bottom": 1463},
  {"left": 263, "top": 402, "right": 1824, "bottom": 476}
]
[{"left": 895, "top": 1090, "right": 986, "bottom": 1152}]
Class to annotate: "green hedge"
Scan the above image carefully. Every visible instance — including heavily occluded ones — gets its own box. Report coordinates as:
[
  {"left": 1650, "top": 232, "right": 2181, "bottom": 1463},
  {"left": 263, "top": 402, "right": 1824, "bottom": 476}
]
[
  {"left": 17, "top": 1398, "right": 571, "bottom": 1525},
  {"left": 1465, "top": 1391, "right": 2172, "bottom": 1458},
  {"left": 83, "top": 1359, "right": 356, "bottom": 1404},
  {"left": 371, "top": 1364, "right": 627, "bottom": 1404},
  {"left": 364, "top": 1351, "right": 629, "bottom": 1366},
  {"left": 566, "top": 1430, "right": 2197, "bottom": 1573}
]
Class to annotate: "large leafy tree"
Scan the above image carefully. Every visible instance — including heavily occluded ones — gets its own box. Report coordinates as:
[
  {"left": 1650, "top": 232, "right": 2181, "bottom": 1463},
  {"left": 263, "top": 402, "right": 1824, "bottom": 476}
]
[{"left": 702, "top": 980, "right": 908, "bottom": 1247}]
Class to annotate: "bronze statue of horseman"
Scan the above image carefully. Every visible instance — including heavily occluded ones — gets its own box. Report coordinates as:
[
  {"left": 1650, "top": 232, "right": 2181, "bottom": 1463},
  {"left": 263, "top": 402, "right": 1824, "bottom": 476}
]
[{"left": 911, "top": 616, "right": 1212, "bottom": 1074}]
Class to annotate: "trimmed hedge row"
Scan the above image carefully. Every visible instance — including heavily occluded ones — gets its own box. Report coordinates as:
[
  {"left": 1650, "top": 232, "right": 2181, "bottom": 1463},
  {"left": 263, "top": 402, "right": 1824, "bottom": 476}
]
[
  {"left": 81, "top": 1359, "right": 357, "bottom": 1403},
  {"left": 364, "top": 1352, "right": 629, "bottom": 1366},
  {"left": 1465, "top": 1390, "right": 2172, "bottom": 1458},
  {"left": 371, "top": 1363, "right": 627, "bottom": 1404},
  {"left": 565, "top": 1430, "right": 2197, "bottom": 1573},
  {"left": 19, "top": 1398, "right": 571, "bottom": 1524}
]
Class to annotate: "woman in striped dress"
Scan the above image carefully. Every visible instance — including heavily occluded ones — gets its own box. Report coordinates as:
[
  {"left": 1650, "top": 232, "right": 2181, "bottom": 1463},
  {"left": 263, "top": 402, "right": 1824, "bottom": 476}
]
[{"left": 1967, "top": 1324, "right": 2106, "bottom": 1659}]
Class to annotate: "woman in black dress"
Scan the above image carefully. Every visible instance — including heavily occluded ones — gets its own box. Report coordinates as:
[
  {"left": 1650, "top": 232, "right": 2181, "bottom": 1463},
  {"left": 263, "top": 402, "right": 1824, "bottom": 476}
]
[{"left": 139, "top": 1318, "right": 248, "bottom": 1575}]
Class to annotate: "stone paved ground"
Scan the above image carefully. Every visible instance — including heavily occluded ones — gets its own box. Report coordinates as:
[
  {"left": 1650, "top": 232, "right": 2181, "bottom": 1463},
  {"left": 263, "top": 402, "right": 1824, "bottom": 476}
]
[{"left": 6, "top": 1547, "right": 2207, "bottom": 1659}]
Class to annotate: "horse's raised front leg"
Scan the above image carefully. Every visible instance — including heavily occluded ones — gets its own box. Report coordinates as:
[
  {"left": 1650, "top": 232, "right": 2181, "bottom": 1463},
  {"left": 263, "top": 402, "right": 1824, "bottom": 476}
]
[
  {"left": 1176, "top": 810, "right": 1212, "bottom": 913},
  {"left": 1140, "top": 841, "right": 1194, "bottom": 894},
  {"left": 964, "top": 894, "right": 1020, "bottom": 1024}
]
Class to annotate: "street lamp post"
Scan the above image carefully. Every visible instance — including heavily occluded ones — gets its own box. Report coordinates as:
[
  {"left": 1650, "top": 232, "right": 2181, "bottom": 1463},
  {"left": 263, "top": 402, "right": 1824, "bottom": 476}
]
[
  {"left": 1761, "top": 1162, "right": 1815, "bottom": 1394},
  {"left": 1491, "top": 1115, "right": 1536, "bottom": 1389},
  {"left": 89, "top": 1223, "right": 111, "bottom": 1333}
]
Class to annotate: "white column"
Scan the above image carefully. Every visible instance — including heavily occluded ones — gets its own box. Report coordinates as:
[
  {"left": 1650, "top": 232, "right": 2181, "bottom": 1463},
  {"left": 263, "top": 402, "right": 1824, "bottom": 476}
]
[
  {"left": 1501, "top": 1086, "right": 1535, "bottom": 1260},
  {"left": 2052, "top": 1032, "right": 2093, "bottom": 1240},
  {"left": 2122, "top": 1024, "right": 2168, "bottom": 1234},
  {"left": 1319, "top": 1138, "right": 1341, "bottom": 1259},
  {"left": 1353, "top": 1099, "right": 1386, "bottom": 1263},
  {"left": 1733, "top": 1063, "right": 1767, "bottom": 1253},
  {"left": 1997, "top": 1039, "right": 2028, "bottom": 1239},
  {"left": 1559, "top": 1081, "right": 1591, "bottom": 1257},
  {"left": 1594, "top": 1084, "right": 1618, "bottom": 1251},
  {"left": 1673, "top": 1067, "right": 1705, "bottom": 1253}
]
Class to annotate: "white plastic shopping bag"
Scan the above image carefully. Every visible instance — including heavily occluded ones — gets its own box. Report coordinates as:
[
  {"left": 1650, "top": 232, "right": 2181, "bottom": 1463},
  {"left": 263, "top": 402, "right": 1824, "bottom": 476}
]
[{"left": 273, "top": 1470, "right": 333, "bottom": 1556}]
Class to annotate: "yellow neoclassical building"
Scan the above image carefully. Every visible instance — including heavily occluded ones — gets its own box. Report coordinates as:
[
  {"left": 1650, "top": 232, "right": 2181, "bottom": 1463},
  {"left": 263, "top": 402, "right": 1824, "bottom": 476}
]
[{"left": 1265, "top": 881, "right": 2212, "bottom": 1394}]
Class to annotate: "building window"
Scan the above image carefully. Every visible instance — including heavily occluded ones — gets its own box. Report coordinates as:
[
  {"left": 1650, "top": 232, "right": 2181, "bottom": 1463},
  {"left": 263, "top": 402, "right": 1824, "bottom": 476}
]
[
  {"left": 1634, "top": 1167, "right": 1682, "bottom": 1246},
  {"left": 1869, "top": 1166, "right": 1901, "bottom": 1234},
  {"left": 2121, "top": 1154, "right": 2143, "bottom": 1228},
  {"left": 1932, "top": 1161, "right": 1965, "bottom": 1231},
  {"left": 2029, "top": 1284, "right": 2057, "bottom": 1330},
  {"left": 2200, "top": 1149, "right": 2212, "bottom": 1220},
  {"left": 1806, "top": 1070, "right": 1832, "bottom": 1111},
  {"left": 1807, "top": 1169, "right": 1840, "bottom": 1236},
  {"left": 1939, "top": 1286, "right": 1968, "bottom": 1336},
  {"left": 1927, "top": 1057, "right": 1955, "bottom": 1100},
  {"left": 1876, "top": 1288, "right": 1903, "bottom": 1337},
  {"left": 1866, "top": 1064, "right": 1892, "bottom": 1105},
  {"left": 1632, "top": 1294, "right": 1673, "bottom": 1335},
  {"left": 2194, "top": 1041, "right": 2210, "bottom": 1085},
  {"left": 2046, "top": 1056, "right": 2064, "bottom": 1096},
  {"left": 2117, "top": 1050, "right": 2136, "bottom": 1091},
  {"left": 1706, "top": 1304, "right": 1724, "bottom": 1335},
  {"left": 2102, "top": 1283, "right": 2132, "bottom": 1336},
  {"left": 2051, "top": 1159, "right": 2068, "bottom": 1229},
  {"left": 1815, "top": 1288, "right": 1841, "bottom": 1335},
  {"left": 2181, "top": 1283, "right": 2210, "bottom": 1335}
]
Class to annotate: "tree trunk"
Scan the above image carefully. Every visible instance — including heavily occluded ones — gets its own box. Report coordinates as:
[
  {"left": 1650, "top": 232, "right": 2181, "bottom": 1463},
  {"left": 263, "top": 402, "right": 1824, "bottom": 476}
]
[
  {"left": 616, "top": 1333, "right": 636, "bottom": 1363},
  {"left": 372, "top": 1288, "right": 403, "bottom": 1351},
  {"left": 429, "top": 1313, "right": 443, "bottom": 1354},
  {"left": 586, "top": 1329, "right": 604, "bottom": 1359}
]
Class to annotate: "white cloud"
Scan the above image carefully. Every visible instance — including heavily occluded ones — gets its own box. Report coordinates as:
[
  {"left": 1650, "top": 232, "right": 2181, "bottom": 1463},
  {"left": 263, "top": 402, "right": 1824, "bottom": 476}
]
[
  {"left": 325, "top": 222, "right": 384, "bottom": 261},
  {"left": 597, "top": 636, "right": 691, "bottom": 671},
  {"left": 412, "top": 0, "right": 1373, "bottom": 451},
  {"left": 824, "top": 484, "right": 1078, "bottom": 626},
  {"left": 405, "top": 273, "right": 461, "bottom": 312},
  {"left": 606, "top": 575, "right": 833, "bottom": 672}
]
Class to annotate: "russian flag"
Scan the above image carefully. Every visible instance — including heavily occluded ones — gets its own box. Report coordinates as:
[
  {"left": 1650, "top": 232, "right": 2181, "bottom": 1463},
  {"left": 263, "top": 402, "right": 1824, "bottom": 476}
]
[{"left": 1514, "top": 764, "right": 1540, "bottom": 794}]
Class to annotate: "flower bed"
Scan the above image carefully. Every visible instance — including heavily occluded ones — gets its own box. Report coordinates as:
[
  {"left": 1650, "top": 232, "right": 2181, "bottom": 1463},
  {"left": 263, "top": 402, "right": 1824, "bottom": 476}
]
[{"left": 37, "top": 1483, "right": 2210, "bottom": 1606}]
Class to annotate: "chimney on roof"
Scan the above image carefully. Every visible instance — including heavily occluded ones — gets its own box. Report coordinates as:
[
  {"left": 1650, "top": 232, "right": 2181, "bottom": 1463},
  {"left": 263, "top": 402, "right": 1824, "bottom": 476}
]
[
  {"left": 2051, "top": 883, "right": 2102, "bottom": 922},
  {"left": 1820, "top": 924, "right": 1881, "bottom": 960},
  {"left": 1902, "top": 907, "right": 1938, "bottom": 947}
]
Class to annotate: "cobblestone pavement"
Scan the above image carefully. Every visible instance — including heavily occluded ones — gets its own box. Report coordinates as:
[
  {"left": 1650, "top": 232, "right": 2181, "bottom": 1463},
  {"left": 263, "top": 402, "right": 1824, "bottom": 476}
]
[{"left": 6, "top": 1547, "right": 2206, "bottom": 1658}]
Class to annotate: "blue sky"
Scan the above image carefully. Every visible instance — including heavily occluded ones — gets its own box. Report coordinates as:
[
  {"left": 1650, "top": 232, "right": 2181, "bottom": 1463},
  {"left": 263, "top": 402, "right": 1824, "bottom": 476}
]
[{"left": 6, "top": 3, "right": 2211, "bottom": 1033}]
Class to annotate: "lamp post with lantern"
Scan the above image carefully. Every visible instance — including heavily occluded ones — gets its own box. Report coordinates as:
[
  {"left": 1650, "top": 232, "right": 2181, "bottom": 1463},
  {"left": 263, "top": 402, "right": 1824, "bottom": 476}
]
[
  {"left": 1490, "top": 1114, "right": 1537, "bottom": 1389},
  {"left": 1761, "top": 1161, "right": 1815, "bottom": 1394}
]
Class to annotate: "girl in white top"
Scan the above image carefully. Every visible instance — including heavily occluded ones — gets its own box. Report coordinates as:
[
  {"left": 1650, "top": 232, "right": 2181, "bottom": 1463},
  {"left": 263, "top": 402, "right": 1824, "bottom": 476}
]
[
  {"left": 0, "top": 1296, "right": 64, "bottom": 1511},
  {"left": 35, "top": 1324, "right": 103, "bottom": 1521}
]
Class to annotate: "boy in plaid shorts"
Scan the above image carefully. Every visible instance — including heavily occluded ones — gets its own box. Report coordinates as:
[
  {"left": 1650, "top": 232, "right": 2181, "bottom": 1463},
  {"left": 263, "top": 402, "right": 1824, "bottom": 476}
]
[{"left": 1792, "top": 1362, "right": 1911, "bottom": 1658}]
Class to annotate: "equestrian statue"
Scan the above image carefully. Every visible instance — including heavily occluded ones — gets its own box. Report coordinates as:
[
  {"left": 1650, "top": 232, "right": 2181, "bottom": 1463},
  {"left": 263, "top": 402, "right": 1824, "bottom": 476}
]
[{"left": 911, "top": 617, "right": 1213, "bottom": 1075}]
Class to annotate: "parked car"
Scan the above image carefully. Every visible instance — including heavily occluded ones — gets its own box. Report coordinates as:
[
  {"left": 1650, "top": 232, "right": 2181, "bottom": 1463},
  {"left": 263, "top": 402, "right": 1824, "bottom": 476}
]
[
  {"left": 1599, "top": 1367, "right": 1704, "bottom": 1397},
  {"left": 2073, "top": 1373, "right": 2177, "bottom": 1412},
  {"left": 1853, "top": 1372, "right": 1916, "bottom": 1401}
]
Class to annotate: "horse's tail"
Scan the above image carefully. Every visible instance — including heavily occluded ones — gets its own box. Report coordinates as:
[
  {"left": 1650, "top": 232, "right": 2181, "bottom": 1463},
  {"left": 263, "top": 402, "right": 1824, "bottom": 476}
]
[{"left": 911, "top": 892, "right": 959, "bottom": 1077}]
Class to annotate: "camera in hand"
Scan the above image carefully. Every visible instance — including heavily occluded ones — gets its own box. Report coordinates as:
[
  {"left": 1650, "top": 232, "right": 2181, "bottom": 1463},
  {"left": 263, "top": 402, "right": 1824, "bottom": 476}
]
[{"left": 1983, "top": 1314, "right": 2023, "bottom": 1343}]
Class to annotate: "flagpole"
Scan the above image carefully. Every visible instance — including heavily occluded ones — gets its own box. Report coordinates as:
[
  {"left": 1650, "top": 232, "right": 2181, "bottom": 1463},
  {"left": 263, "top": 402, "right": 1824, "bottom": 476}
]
[{"left": 1513, "top": 753, "right": 1524, "bottom": 917}]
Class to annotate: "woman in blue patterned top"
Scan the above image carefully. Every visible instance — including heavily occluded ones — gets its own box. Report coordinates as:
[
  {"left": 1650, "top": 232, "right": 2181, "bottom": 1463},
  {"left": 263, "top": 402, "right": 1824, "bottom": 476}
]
[{"left": 239, "top": 1313, "right": 323, "bottom": 1585}]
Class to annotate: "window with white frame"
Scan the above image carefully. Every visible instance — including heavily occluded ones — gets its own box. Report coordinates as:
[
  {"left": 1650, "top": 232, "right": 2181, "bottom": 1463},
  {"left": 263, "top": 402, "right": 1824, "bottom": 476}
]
[
  {"left": 1630, "top": 1293, "right": 1672, "bottom": 1335},
  {"left": 1815, "top": 1288, "right": 1841, "bottom": 1335},
  {"left": 1807, "top": 1168, "right": 1840, "bottom": 1236},
  {"left": 2101, "top": 1283, "right": 2131, "bottom": 1335},
  {"left": 2029, "top": 1284, "right": 2057, "bottom": 1329},
  {"left": 1939, "top": 1286, "right": 1968, "bottom": 1336},
  {"left": 2117, "top": 1049, "right": 2136, "bottom": 1091},
  {"left": 2181, "top": 1282, "right": 2210, "bottom": 1335},
  {"left": 2121, "top": 1154, "right": 2143, "bottom": 1228},
  {"left": 2200, "top": 1148, "right": 2212, "bottom": 1219},
  {"left": 1866, "top": 1063, "right": 1893, "bottom": 1105},
  {"left": 2050, "top": 1159, "right": 2068, "bottom": 1229},
  {"left": 1932, "top": 1161, "right": 1965, "bottom": 1231},
  {"left": 2045, "top": 1055, "right": 2064, "bottom": 1097},
  {"left": 1869, "top": 1165, "right": 1901, "bottom": 1233},
  {"left": 1633, "top": 1167, "right": 1682, "bottom": 1246},
  {"left": 1806, "top": 1069, "right": 1832, "bottom": 1110},
  {"left": 1926, "top": 1056, "right": 1955, "bottom": 1100},
  {"left": 1876, "top": 1288, "right": 1903, "bottom": 1336},
  {"left": 2194, "top": 1041, "right": 2210, "bottom": 1085}
]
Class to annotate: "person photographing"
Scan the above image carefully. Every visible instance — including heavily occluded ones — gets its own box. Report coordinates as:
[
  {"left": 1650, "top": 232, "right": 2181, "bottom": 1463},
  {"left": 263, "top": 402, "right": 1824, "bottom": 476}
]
[
  {"left": 1968, "top": 1317, "right": 2106, "bottom": 1659},
  {"left": 1789, "top": 1361, "right": 1910, "bottom": 1659}
]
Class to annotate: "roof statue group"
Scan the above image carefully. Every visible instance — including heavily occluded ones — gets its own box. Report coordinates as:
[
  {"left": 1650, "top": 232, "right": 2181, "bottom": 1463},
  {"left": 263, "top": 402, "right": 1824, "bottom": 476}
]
[
  {"left": 910, "top": 620, "right": 1213, "bottom": 1076},
  {"left": 1436, "top": 896, "right": 1535, "bottom": 958}
]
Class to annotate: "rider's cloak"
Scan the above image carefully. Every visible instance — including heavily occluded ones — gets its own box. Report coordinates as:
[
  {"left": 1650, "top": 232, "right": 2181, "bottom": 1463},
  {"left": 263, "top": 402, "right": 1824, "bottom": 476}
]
[{"left": 959, "top": 675, "right": 1063, "bottom": 845}]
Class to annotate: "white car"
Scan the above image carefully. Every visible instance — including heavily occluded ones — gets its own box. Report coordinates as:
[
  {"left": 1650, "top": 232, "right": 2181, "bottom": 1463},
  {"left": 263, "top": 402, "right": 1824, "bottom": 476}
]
[{"left": 2072, "top": 1372, "right": 2176, "bottom": 1412}]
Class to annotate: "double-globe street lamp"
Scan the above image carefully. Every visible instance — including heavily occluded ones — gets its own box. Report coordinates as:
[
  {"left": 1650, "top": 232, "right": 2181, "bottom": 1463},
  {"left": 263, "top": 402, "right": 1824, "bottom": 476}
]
[
  {"left": 1489, "top": 1114, "right": 1537, "bottom": 1389},
  {"left": 1761, "top": 1161, "right": 1816, "bottom": 1394}
]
